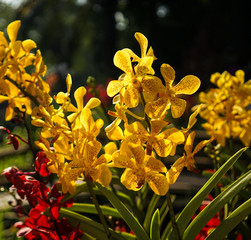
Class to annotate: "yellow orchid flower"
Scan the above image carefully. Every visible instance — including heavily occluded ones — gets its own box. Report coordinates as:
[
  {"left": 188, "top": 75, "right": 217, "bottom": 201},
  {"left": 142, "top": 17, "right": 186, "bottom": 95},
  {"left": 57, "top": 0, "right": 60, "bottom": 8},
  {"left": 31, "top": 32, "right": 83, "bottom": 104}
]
[
  {"left": 112, "top": 142, "right": 169, "bottom": 195},
  {"left": 123, "top": 32, "right": 157, "bottom": 75},
  {"left": 0, "top": 81, "right": 31, "bottom": 120},
  {"left": 59, "top": 162, "right": 84, "bottom": 194},
  {"left": 124, "top": 119, "right": 184, "bottom": 157},
  {"left": 107, "top": 33, "right": 163, "bottom": 108},
  {"left": 167, "top": 131, "right": 213, "bottom": 184},
  {"left": 69, "top": 140, "right": 112, "bottom": 187},
  {"left": 145, "top": 64, "right": 201, "bottom": 119},
  {"left": 199, "top": 70, "right": 251, "bottom": 147},
  {"left": 105, "top": 97, "right": 128, "bottom": 140}
]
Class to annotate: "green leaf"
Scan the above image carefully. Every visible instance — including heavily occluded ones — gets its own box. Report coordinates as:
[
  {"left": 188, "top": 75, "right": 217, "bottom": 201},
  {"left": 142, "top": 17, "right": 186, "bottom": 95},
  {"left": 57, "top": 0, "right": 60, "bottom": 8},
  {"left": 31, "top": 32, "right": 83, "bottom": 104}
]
[
  {"left": 96, "top": 183, "right": 150, "bottom": 240},
  {"left": 206, "top": 198, "right": 251, "bottom": 240},
  {"left": 160, "top": 195, "right": 175, "bottom": 227},
  {"left": 143, "top": 193, "right": 160, "bottom": 232},
  {"left": 60, "top": 208, "right": 129, "bottom": 240},
  {"left": 150, "top": 209, "right": 161, "bottom": 240},
  {"left": 166, "top": 147, "right": 246, "bottom": 240},
  {"left": 183, "top": 170, "right": 251, "bottom": 240},
  {"left": 61, "top": 182, "right": 88, "bottom": 203},
  {"left": 67, "top": 203, "right": 122, "bottom": 218}
]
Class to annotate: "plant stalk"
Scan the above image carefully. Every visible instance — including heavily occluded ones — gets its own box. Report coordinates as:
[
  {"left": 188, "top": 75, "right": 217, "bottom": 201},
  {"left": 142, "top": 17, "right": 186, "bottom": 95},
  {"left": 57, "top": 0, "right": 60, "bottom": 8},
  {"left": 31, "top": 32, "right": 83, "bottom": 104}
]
[
  {"left": 166, "top": 191, "right": 181, "bottom": 240},
  {"left": 85, "top": 176, "right": 111, "bottom": 240}
]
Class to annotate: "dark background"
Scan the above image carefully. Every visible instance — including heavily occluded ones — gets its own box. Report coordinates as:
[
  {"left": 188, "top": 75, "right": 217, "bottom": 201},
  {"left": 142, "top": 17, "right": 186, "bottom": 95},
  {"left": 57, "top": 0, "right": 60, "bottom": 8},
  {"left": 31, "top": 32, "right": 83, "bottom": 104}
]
[{"left": 1, "top": 0, "right": 251, "bottom": 91}]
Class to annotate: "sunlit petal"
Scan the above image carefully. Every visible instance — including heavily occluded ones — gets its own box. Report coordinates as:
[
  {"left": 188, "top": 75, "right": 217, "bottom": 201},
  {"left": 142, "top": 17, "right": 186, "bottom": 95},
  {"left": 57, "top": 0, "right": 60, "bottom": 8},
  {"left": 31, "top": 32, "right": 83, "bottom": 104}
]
[
  {"left": 146, "top": 172, "right": 169, "bottom": 196},
  {"left": 135, "top": 32, "right": 148, "bottom": 57},
  {"left": 160, "top": 63, "right": 175, "bottom": 86},
  {"left": 145, "top": 156, "right": 166, "bottom": 172},
  {"left": 170, "top": 97, "right": 187, "bottom": 118},
  {"left": 7, "top": 20, "right": 21, "bottom": 42},
  {"left": 74, "top": 86, "right": 86, "bottom": 110},
  {"left": 121, "top": 169, "right": 144, "bottom": 191},
  {"left": 107, "top": 80, "right": 124, "bottom": 97},
  {"left": 112, "top": 151, "right": 136, "bottom": 169},
  {"left": 145, "top": 97, "right": 168, "bottom": 119},
  {"left": 173, "top": 75, "right": 200, "bottom": 95},
  {"left": 114, "top": 50, "right": 133, "bottom": 75},
  {"left": 184, "top": 131, "right": 196, "bottom": 155}
]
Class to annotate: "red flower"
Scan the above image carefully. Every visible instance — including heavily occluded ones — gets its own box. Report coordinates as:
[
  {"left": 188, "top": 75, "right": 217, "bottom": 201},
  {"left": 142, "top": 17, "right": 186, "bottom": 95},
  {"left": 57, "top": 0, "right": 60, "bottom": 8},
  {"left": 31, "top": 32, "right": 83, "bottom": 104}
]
[{"left": 34, "top": 152, "right": 51, "bottom": 177}]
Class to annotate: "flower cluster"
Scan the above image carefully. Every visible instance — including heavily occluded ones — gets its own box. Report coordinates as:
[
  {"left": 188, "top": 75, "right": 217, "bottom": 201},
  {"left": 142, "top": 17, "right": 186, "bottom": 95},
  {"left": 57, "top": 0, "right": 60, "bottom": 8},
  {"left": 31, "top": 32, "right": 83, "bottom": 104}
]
[
  {"left": 0, "top": 21, "right": 211, "bottom": 198},
  {"left": 106, "top": 33, "right": 212, "bottom": 195},
  {"left": 0, "top": 21, "right": 49, "bottom": 121},
  {"left": 1, "top": 20, "right": 248, "bottom": 240},
  {"left": 1, "top": 163, "right": 83, "bottom": 239},
  {"left": 198, "top": 70, "right": 251, "bottom": 147}
]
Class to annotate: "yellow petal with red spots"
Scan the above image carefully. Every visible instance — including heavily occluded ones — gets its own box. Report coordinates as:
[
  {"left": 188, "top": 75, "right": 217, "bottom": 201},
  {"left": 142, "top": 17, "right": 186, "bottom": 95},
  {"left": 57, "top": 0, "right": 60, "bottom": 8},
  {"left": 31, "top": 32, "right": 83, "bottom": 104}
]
[
  {"left": 145, "top": 156, "right": 166, "bottom": 172},
  {"left": 112, "top": 151, "right": 136, "bottom": 169},
  {"left": 166, "top": 156, "right": 185, "bottom": 184},
  {"left": 160, "top": 63, "right": 175, "bottom": 87},
  {"left": 170, "top": 97, "right": 187, "bottom": 118},
  {"left": 135, "top": 32, "right": 148, "bottom": 57},
  {"left": 113, "top": 50, "right": 133, "bottom": 75},
  {"left": 146, "top": 172, "right": 169, "bottom": 196},
  {"left": 107, "top": 80, "right": 124, "bottom": 97},
  {"left": 145, "top": 97, "right": 168, "bottom": 119},
  {"left": 153, "top": 138, "right": 172, "bottom": 157},
  {"left": 184, "top": 131, "right": 196, "bottom": 156},
  {"left": 121, "top": 168, "right": 144, "bottom": 191},
  {"left": 173, "top": 75, "right": 200, "bottom": 95}
]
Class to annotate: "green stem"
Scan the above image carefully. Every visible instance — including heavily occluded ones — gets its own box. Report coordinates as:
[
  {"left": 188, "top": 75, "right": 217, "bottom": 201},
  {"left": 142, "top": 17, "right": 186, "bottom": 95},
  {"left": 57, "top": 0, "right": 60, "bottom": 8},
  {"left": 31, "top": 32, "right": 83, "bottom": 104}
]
[
  {"left": 85, "top": 177, "right": 111, "bottom": 240},
  {"left": 140, "top": 91, "right": 151, "bottom": 132},
  {"left": 166, "top": 191, "right": 181, "bottom": 240},
  {"left": 22, "top": 113, "right": 37, "bottom": 158}
]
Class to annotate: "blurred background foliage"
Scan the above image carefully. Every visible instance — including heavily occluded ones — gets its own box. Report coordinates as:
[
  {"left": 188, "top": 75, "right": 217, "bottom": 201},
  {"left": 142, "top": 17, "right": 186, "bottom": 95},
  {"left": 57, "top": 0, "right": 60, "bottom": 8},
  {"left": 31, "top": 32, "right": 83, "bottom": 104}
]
[{"left": 1, "top": 0, "right": 251, "bottom": 92}]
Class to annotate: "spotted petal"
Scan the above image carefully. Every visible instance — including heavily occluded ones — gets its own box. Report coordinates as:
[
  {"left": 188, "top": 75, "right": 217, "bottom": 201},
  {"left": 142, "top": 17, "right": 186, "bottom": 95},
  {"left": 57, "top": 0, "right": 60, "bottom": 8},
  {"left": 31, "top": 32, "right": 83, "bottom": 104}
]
[
  {"left": 146, "top": 172, "right": 169, "bottom": 196},
  {"left": 121, "top": 168, "right": 144, "bottom": 191},
  {"left": 128, "top": 143, "right": 145, "bottom": 165},
  {"left": 160, "top": 64, "right": 175, "bottom": 87},
  {"left": 145, "top": 97, "right": 168, "bottom": 119},
  {"left": 153, "top": 138, "right": 172, "bottom": 157},
  {"left": 107, "top": 80, "right": 124, "bottom": 97},
  {"left": 145, "top": 156, "right": 166, "bottom": 172},
  {"left": 112, "top": 151, "right": 136, "bottom": 169},
  {"left": 114, "top": 50, "right": 133, "bottom": 75},
  {"left": 173, "top": 75, "right": 200, "bottom": 95},
  {"left": 141, "top": 76, "right": 165, "bottom": 95},
  {"left": 150, "top": 119, "right": 169, "bottom": 136},
  {"left": 123, "top": 85, "right": 139, "bottom": 108},
  {"left": 167, "top": 156, "right": 185, "bottom": 184},
  {"left": 170, "top": 97, "right": 187, "bottom": 118},
  {"left": 95, "top": 164, "right": 112, "bottom": 187},
  {"left": 184, "top": 131, "right": 196, "bottom": 156},
  {"left": 135, "top": 32, "right": 148, "bottom": 57}
]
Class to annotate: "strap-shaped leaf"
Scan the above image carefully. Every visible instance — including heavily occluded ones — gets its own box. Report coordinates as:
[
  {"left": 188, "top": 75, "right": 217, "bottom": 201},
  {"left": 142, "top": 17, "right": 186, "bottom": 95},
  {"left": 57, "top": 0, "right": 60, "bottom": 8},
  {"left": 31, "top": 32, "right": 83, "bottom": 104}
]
[
  {"left": 150, "top": 209, "right": 161, "bottom": 240},
  {"left": 160, "top": 195, "right": 175, "bottom": 227},
  {"left": 183, "top": 169, "right": 251, "bottom": 240},
  {"left": 60, "top": 208, "right": 130, "bottom": 240},
  {"left": 96, "top": 183, "right": 150, "bottom": 240},
  {"left": 143, "top": 193, "right": 160, "bottom": 232},
  {"left": 166, "top": 147, "right": 246, "bottom": 240},
  {"left": 67, "top": 203, "right": 122, "bottom": 218},
  {"left": 206, "top": 198, "right": 251, "bottom": 240}
]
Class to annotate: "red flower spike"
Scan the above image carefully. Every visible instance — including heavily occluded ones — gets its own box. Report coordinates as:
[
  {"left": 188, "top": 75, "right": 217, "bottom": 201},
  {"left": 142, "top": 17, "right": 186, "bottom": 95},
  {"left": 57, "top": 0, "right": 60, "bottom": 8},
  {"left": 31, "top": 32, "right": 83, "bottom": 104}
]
[{"left": 35, "top": 152, "right": 51, "bottom": 177}]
